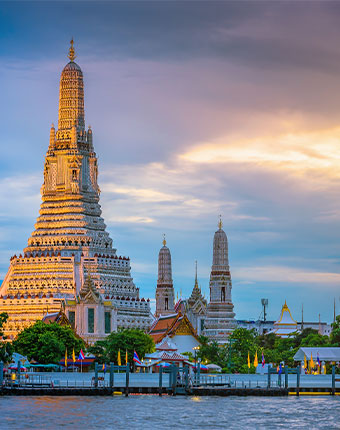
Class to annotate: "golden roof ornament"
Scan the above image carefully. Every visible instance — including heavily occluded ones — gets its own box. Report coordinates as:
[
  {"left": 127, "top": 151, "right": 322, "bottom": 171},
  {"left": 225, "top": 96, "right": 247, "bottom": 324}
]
[
  {"left": 218, "top": 214, "right": 223, "bottom": 230},
  {"left": 162, "top": 233, "right": 166, "bottom": 246},
  {"left": 68, "top": 38, "right": 76, "bottom": 62}
]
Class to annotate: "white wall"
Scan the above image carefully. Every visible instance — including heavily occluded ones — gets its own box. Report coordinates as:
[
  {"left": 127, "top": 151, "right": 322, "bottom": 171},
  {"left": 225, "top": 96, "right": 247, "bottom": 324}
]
[{"left": 172, "top": 335, "right": 200, "bottom": 354}]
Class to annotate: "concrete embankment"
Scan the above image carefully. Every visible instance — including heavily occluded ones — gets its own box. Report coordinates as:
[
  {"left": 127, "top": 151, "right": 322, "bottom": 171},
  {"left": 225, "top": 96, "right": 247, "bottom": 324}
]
[{"left": 0, "top": 386, "right": 289, "bottom": 396}]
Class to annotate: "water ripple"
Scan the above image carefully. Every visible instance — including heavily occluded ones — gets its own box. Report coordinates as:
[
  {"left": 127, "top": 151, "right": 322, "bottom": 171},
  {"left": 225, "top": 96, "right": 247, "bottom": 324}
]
[{"left": 1, "top": 396, "right": 340, "bottom": 430}]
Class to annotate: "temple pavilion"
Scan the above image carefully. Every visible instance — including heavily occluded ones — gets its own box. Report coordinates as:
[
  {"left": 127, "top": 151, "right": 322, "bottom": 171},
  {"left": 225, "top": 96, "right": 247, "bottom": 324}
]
[{"left": 268, "top": 301, "right": 299, "bottom": 338}]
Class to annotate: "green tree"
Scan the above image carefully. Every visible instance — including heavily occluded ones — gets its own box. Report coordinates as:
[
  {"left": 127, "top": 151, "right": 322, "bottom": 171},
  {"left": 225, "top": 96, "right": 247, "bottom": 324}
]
[
  {"left": 331, "top": 315, "right": 340, "bottom": 346},
  {"left": 13, "top": 321, "right": 84, "bottom": 364},
  {"left": 229, "top": 328, "right": 259, "bottom": 373},
  {"left": 197, "top": 336, "right": 224, "bottom": 366},
  {"left": 0, "top": 312, "right": 13, "bottom": 363},
  {"left": 88, "top": 329, "right": 154, "bottom": 365}
]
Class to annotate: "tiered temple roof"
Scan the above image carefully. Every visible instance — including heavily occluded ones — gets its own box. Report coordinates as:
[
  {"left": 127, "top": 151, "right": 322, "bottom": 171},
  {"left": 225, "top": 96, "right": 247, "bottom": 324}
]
[
  {"left": 149, "top": 312, "right": 198, "bottom": 344},
  {"left": 269, "top": 301, "right": 299, "bottom": 338}
]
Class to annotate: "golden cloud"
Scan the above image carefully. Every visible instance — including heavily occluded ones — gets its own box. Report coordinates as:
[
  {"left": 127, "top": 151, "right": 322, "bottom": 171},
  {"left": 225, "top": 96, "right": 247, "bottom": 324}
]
[{"left": 179, "top": 127, "right": 340, "bottom": 180}]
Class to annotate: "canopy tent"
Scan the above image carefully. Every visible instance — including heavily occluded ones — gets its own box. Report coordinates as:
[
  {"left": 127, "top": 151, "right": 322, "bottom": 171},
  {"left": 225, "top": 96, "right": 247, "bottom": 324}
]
[
  {"left": 29, "top": 364, "right": 60, "bottom": 369},
  {"left": 294, "top": 347, "right": 340, "bottom": 362},
  {"left": 155, "top": 362, "right": 171, "bottom": 367},
  {"left": 8, "top": 365, "right": 28, "bottom": 371},
  {"left": 192, "top": 363, "right": 208, "bottom": 370},
  {"left": 206, "top": 364, "right": 222, "bottom": 372}
]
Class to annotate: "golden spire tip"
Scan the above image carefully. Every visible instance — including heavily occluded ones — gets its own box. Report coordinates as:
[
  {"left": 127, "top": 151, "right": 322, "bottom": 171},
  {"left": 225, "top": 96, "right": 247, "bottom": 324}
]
[
  {"left": 218, "top": 214, "right": 223, "bottom": 230},
  {"left": 68, "top": 38, "right": 76, "bottom": 62},
  {"left": 162, "top": 233, "right": 166, "bottom": 246}
]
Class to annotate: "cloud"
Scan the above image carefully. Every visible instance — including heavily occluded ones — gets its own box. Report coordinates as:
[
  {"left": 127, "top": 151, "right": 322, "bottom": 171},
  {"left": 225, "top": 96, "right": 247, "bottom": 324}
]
[
  {"left": 233, "top": 265, "right": 340, "bottom": 286},
  {"left": 180, "top": 127, "right": 340, "bottom": 184}
]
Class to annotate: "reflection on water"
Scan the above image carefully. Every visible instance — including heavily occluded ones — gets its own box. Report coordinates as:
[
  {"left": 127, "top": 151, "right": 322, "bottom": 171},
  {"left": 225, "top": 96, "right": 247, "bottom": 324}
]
[{"left": 1, "top": 396, "right": 340, "bottom": 430}]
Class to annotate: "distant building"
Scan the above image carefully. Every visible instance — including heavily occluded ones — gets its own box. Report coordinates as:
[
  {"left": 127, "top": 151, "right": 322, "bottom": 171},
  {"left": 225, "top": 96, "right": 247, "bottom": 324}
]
[
  {"left": 236, "top": 319, "right": 275, "bottom": 335},
  {"left": 236, "top": 319, "right": 332, "bottom": 337},
  {"left": 203, "top": 218, "right": 236, "bottom": 343}
]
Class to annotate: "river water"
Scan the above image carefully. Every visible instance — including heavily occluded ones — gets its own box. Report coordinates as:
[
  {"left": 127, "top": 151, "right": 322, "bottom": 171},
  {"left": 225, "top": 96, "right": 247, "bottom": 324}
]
[{"left": 1, "top": 396, "right": 340, "bottom": 429}]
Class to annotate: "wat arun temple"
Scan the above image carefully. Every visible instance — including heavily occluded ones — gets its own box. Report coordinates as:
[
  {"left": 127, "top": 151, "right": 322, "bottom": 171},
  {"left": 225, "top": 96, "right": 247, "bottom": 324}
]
[
  {"left": 0, "top": 41, "right": 152, "bottom": 342},
  {"left": 0, "top": 41, "right": 237, "bottom": 345}
]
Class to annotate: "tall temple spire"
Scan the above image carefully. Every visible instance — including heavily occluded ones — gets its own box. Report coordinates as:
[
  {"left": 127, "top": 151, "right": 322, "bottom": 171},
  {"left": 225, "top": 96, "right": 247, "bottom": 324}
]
[
  {"left": 0, "top": 41, "right": 152, "bottom": 339},
  {"left": 204, "top": 219, "right": 235, "bottom": 343},
  {"left": 212, "top": 218, "right": 229, "bottom": 270},
  {"left": 194, "top": 260, "right": 198, "bottom": 289},
  {"left": 155, "top": 236, "right": 175, "bottom": 317},
  {"left": 58, "top": 39, "right": 85, "bottom": 131}
]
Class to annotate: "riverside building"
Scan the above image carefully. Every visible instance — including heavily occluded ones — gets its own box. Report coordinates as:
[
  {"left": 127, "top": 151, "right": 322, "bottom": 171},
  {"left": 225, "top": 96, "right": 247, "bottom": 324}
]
[{"left": 0, "top": 41, "right": 152, "bottom": 341}]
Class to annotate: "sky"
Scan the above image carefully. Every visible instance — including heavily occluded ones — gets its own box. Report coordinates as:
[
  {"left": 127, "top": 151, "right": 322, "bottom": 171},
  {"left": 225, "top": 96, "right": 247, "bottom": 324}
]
[{"left": 1, "top": 1, "right": 340, "bottom": 322}]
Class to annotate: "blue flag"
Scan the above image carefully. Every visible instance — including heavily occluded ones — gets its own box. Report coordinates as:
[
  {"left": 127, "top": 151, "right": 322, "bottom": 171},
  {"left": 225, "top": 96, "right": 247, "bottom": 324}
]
[{"left": 278, "top": 363, "right": 283, "bottom": 375}]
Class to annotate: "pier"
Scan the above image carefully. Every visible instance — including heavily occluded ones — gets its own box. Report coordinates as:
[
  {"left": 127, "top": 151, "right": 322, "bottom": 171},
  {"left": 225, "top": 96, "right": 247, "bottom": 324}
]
[{"left": 2, "top": 361, "right": 340, "bottom": 397}]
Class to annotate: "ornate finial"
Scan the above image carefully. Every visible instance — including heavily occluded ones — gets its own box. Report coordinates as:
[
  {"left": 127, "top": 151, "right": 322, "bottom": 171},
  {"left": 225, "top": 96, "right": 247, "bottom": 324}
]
[
  {"left": 194, "top": 260, "right": 198, "bottom": 288},
  {"left": 218, "top": 215, "right": 223, "bottom": 230},
  {"left": 162, "top": 233, "right": 166, "bottom": 246},
  {"left": 68, "top": 38, "right": 76, "bottom": 62}
]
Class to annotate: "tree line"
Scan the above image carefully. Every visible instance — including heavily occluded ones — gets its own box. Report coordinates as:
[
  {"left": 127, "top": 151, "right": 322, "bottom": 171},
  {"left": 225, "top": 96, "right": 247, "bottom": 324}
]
[{"left": 1, "top": 312, "right": 340, "bottom": 372}]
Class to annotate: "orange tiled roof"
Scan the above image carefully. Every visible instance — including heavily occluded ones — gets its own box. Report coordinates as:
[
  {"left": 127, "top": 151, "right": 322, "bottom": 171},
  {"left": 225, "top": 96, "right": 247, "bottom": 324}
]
[{"left": 149, "top": 312, "right": 198, "bottom": 344}]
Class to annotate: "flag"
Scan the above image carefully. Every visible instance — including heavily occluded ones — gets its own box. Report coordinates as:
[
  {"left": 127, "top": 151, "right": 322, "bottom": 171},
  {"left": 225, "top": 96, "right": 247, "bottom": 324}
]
[
  {"left": 247, "top": 352, "right": 250, "bottom": 369},
  {"left": 125, "top": 349, "right": 128, "bottom": 365},
  {"left": 72, "top": 349, "right": 76, "bottom": 363},
  {"left": 133, "top": 350, "right": 142, "bottom": 365},
  {"left": 310, "top": 353, "right": 314, "bottom": 370},
  {"left": 317, "top": 352, "right": 321, "bottom": 367},
  {"left": 117, "top": 349, "right": 121, "bottom": 366},
  {"left": 102, "top": 363, "right": 106, "bottom": 373},
  {"left": 304, "top": 354, "right": 307, "bottom": 370},
  {"left": 278, "top": 363, "right": 283, "bottom": 375},
  {"left": 64, "top": 349, "right": 68, "bottom": 367},
  {"left": 78, "top": 349, "right": 85, "bottom": 360},
  {"left": 262, "top": 352, "right": 265, "bottom": 368},
  {"left": 253, "top": 351, "right": 258, "bottom": 368}
]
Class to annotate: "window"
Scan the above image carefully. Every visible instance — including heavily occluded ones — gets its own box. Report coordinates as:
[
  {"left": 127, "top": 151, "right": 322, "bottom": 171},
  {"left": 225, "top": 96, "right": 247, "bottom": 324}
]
[
  {"left": 105, "top": 311, "right": 111, "bottom": 334},
  {"left": 68, "top": 311, "right": 75, "bottom": 329},
  {"left": 88, "top": 308, "right": 94, "bottom": 333},
  {"left": 221, "top": 287, "right": 226, "bottom": 302},
  {"left": 165, "top": 297, "right": 168, "bottom": 310}
]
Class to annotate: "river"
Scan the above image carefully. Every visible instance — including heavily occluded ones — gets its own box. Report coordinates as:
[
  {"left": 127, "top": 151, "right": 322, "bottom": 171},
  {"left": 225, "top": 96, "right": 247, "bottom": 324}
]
[{"left": 1, "top": 395, "right": 340, "bottom": 429}]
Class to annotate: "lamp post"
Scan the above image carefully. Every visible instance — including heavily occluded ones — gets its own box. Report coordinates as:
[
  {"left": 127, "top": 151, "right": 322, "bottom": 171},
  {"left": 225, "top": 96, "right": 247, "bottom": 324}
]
[{"left": 193, "top": 346, "right": 200, "bottom": 373}]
